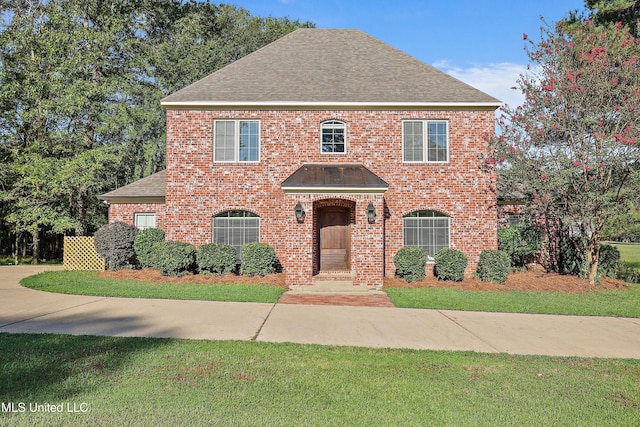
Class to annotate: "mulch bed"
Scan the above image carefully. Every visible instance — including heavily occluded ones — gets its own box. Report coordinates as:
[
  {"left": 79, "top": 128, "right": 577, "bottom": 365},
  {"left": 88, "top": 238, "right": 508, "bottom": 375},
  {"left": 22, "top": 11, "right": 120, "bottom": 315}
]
[{"left": 383, "top": 270, "right": 629, "bottom": 293}]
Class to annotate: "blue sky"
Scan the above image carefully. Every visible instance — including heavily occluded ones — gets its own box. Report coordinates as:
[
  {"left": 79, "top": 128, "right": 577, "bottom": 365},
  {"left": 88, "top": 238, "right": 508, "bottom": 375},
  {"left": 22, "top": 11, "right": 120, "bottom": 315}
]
[{"left": 231, "top": 0, "right": 587, "bottom": 107}]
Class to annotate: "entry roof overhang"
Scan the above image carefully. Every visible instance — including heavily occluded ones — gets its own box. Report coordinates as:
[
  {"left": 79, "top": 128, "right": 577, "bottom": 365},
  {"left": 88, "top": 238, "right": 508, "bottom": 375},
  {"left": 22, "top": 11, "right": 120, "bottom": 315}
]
[{"left": 281, "top": 163, "right": 389, "bottom": 194}]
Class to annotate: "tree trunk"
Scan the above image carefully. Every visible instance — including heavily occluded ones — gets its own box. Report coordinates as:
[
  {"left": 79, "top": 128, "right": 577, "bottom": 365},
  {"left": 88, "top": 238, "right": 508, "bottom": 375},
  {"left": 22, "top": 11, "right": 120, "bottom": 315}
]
[
  {"left": 586, "top": 236, "right": 600, "bottom": 285},
  {"left": 31, "top": 230, "right": 40, "bottom": 265}
]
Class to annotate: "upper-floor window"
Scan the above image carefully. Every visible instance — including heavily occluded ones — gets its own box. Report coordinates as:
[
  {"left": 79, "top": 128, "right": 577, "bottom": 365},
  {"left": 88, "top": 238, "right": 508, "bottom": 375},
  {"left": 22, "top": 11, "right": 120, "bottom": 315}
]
[
  {"left": 214, "top": 120, "right": 260, "bottom": 162},
  {"left": 134, "top": 213, "right": 156, "bottom": 230},
  {"left": 403, "top": 120, "right": 448, "bottom": 162},
  {"left": 321, "top": 120, "right": 346, "bottom": 153}
]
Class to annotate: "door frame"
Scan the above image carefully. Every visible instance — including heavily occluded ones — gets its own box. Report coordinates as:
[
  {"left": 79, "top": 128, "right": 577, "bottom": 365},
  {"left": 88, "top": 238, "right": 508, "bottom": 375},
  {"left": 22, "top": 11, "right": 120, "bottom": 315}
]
[{"left": 312, "top": 199, "right": 356, "bottom": 275}]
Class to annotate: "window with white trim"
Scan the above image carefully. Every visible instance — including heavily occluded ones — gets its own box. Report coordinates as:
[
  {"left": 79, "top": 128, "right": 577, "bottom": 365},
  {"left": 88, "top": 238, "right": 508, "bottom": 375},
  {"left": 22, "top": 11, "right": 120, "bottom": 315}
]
[
  {"left": 403, "top": 120, "right": 449, "bottom": 162},
  {"left": 214, "top": 120, "right": 260, "bottom": 162},
  {"left": 134, "top": 213, "right": 156, "bottom": 230},
  {"left": 212, "top": 210, "right": 260, "bottom": 259},
  {"left": 403, "top": 210, "right": 450, "bottom": 261},
  {"left": 321, "top": 120, "right": 346, "bottom": 153}
]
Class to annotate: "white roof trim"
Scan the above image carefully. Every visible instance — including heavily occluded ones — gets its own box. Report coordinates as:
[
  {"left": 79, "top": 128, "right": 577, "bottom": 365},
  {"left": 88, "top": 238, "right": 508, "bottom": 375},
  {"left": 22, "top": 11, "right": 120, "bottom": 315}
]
[
  {"left": 282, "top": 187, "right": 388, "bottom": 194},
  {"left": 161, "top": 100, "right": 502, "bottom": 109}
]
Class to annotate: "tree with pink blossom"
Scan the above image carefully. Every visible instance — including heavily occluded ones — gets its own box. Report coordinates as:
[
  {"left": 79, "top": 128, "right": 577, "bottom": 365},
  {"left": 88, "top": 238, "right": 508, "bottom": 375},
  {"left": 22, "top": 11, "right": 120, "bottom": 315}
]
[{"left": 495, "top": 19, "right": 640, "bottom": 284}]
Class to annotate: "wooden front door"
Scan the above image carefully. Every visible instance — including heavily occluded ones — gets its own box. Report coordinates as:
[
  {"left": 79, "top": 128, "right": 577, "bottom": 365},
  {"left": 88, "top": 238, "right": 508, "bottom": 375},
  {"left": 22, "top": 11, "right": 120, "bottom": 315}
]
[{"left": 318, "top": 208, "right": 351, "bottom": 271}]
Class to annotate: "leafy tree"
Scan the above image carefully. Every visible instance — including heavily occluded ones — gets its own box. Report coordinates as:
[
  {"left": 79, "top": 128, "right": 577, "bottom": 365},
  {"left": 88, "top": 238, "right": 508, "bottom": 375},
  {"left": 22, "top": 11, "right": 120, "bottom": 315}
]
[
  {"left": 0, "top": 0, "right": 313, "bottom": 260},
  {"left": 586, "top": 0, "right": 640, "bottom": 35},
  {"left": 494, "top": 19, "right": 640, "bottom": 284}
]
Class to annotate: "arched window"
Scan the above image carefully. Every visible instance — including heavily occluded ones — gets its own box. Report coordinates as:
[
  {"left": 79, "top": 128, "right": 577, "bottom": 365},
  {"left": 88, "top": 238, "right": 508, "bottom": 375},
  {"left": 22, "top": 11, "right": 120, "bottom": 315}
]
[
  {"left": 402, "top": 210, "right": 450, "bottom": 261},
  {"left": 320, "top": 120, "right": 346, "bottom": 153},
  {"left": 212, "top": 210, "right": 259, "bottom": 258}
]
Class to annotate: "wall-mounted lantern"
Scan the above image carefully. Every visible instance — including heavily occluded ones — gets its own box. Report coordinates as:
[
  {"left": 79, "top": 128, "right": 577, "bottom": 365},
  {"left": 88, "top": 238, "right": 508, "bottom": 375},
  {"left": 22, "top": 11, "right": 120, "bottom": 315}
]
[
  {"left": 366, "top": 202, "right": 376, "bottom": 224},
  {"left": 295, "top": 201, "right": 305, "bottom": 223}
]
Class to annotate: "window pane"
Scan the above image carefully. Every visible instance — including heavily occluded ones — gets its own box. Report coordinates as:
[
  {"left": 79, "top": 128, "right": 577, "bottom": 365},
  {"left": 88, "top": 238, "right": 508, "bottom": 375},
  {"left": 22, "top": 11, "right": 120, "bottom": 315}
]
[
  {"left": 321, "top": 121, "right": 346, "bottom": 153},
  {"left": 213, "top": 211, "right": 260, "bottom": 261},
  {"left": 403, "top": 121, "right": 423, "bottom": 162},
  {"left": 402, "top": 210, "right": 450, "bottom": 259},
  {"left": 215, "top": 121, "right": 235, "bottom": 161}
]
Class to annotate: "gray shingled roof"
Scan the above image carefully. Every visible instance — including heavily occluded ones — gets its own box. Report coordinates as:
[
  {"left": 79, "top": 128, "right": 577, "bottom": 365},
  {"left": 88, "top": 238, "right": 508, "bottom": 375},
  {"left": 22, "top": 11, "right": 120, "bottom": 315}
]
[
  {"left": 282, "top": 164, "right": 388, "bottom": 192},
  {"left": 161, "top": 29, "right": 500, "bottom": 107},
  {"left": 98, "top": 170, "right": 166, "bottom": 202}
]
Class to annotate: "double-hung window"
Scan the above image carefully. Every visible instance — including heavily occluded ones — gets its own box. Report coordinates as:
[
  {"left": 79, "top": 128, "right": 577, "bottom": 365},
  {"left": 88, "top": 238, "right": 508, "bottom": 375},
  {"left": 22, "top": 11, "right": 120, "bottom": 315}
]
[
  {"left": 212, "top": 210, "right": 260, "bottom": 260},
  {"left": 214, "top": 120, "right": 260, "bottom": 162},
  {"left": 321, "top": 120, "right": 346, "bottom": 153},
  {"left": 134, "top": 213, "right": 156, "bottom": 230},
  {"left": 403, "top": 210, "right": 450, "bottom": 262},
  {"left": 403, "top": 120, "right": 448, "bottom": 162}
]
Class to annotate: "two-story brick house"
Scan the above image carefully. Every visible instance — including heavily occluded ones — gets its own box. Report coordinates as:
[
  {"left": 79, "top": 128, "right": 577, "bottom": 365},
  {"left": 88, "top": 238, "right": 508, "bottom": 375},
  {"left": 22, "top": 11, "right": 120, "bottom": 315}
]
[{"left": 99, "top": 29, "right": 501, "bottom": 288}]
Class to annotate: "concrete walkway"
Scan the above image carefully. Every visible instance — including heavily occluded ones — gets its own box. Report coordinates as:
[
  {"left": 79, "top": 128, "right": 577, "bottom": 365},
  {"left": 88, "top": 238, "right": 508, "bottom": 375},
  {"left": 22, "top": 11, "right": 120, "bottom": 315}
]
[{"left": 2, "top": 266, "right": 640, "bottom": 358}]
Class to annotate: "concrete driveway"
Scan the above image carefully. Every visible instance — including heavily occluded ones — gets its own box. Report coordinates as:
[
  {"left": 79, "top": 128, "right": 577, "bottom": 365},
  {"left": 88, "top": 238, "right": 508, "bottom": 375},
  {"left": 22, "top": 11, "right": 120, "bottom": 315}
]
[{"left": 2, "top": 265, "right": 640, "bottom": 358}]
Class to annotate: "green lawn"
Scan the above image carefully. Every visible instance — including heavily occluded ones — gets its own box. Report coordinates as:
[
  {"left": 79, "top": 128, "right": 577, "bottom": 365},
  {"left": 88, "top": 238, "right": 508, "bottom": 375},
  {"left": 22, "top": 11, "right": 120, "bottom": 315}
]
[
  {"left": 386, "top": 284, "right": 640, "bottom": 317},
  {"left": 1, "top": 333, "right": 638, "bottom": 426},
  {"left": 609, "top": 242, "right": 640, "bottom": 269},
  {"left": 20, "top": 271, "right": 284, "bottom": 303}
]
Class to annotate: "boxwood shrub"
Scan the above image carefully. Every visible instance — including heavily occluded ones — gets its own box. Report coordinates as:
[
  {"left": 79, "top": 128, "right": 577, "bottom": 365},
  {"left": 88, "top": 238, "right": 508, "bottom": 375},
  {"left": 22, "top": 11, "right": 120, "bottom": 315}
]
[
  {"left": 93, "top": 221, "right": 138, "bottom": 271},
  {"left": 434, "top": 248, "right": 467, "bottom": 282},
  {"left": 476, "top": 250, "right": 511, "bottom": 284},
  {"left": 240, "top": 242, "right": 279, "bottom": 277},
  {"left": 394, "top": 247, "right": 427, "bottom": 283},
  {"left": 133, "top": 228, "right": 165, "bottom": 269},
  {"left": 150, "top": 241, "right": 196, "bottom": 277},
  {"left": 197, "top": 243, "right": 237, "bottom": 275}
]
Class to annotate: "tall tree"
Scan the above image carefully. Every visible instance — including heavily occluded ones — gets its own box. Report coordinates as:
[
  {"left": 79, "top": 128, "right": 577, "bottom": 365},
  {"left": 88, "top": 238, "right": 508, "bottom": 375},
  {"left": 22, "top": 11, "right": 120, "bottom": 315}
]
[
  {"left": 0, "top": 0, "right": 313, "bottom": 260},
  {"left": 495, "top": 19, "right": 640, "bottom": 284}
]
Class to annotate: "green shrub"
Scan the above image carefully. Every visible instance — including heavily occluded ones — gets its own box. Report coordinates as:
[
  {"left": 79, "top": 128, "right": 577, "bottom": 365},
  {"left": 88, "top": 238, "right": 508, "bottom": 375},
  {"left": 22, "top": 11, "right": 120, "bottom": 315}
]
[
  {"left": 93, "top": 222, "right": 138, "bottom": 270},
  {"left": 476, "top": 250, "right": 511, "bottom": 284},
  {"left": 197, "top": 243, "right": 237, "bottom": 275},
  {"left": 498, "top": 225, "right": 543, "bottom": 268},
  {"left": 434, "top": 248, "right": 467, "bottom": 282},
  {"left": 598, "top": 244, "right": 621, "bottom": 278},
  {"left": 150, "top": 241, "right": 196, "bottom": 277},
  {"left": 558, "top": 237, "right": 585, "bottom": 276},
  {"left": 133, "top": 228, "right": 165, "bottom": 268},
  {"left": 394, "top": 247, "right": 427, "bottom": 283},
  {"left": 240, "top": 242, "right": 279, "bottom": 277}
]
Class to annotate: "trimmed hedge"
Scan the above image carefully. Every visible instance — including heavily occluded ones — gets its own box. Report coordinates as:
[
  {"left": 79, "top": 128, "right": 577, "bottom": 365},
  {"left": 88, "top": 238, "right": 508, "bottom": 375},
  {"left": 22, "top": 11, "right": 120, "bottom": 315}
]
[
  {"left": 476, "top": 250, "right": 510, "bottom": 284},
  {"left": 150, "top": 241, "right": 196, "bottom": 277},
  {"left": 434, "top": 248, "right": 467, "bottom": 282},
  {"left": 133, "top": 228, "right": 165, "bottom": 268},
  {"left": 394, "top": 247, "right": 427, "bottom": 283},
  {"left": 240, "top": 242, "right": 279, "bottom": 277},
  {"left": 197, "top": 243, "right": 237, "bottom": 275},
  {"left": 93, "top": 221, "right": 137, "bottom": 271}
]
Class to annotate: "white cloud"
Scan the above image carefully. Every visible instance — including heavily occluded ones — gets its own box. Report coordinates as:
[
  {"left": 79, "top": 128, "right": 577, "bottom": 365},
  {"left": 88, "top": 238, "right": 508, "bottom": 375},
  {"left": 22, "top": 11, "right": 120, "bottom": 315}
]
[{"left": 433, "top": 60, "right": 528, "bottom": 109}]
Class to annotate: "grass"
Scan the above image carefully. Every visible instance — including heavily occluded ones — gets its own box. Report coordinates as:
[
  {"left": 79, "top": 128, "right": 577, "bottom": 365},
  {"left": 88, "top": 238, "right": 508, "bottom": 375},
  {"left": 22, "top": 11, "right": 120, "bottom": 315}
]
[
  {"left": 386, "top": 284, "right": 640, "bottom": 317},
  {"left": 1, "top": 333, "right": 639, "bottom": 426},
  {"left": 20, "top": 271, "right": 285, "bottom": 303},
  {"left": 609, "top": 242, "right": 640, "bottom": 270}
]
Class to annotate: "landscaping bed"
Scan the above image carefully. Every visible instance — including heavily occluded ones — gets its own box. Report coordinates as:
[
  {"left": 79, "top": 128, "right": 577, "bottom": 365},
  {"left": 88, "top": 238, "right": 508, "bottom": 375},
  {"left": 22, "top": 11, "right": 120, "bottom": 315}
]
[{"left": 384, "top": 269, "right": 629, "bottom": 293}]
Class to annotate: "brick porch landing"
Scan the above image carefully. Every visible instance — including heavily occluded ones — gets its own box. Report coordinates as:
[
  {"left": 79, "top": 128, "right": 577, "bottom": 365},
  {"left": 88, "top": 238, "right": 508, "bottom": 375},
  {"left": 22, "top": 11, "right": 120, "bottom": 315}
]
[
  {"left": 281, "top": 280, "right": 394, "bottom": 307},
  {"left": 278, "top": 292, "right": 394, "bottom": 307}
]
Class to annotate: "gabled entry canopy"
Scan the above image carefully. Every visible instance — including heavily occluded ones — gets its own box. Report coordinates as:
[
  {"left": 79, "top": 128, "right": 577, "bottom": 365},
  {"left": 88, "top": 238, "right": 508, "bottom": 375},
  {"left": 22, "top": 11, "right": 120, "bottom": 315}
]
[{"left": 282, "top": 163, "right": 388, "bottom": 193}]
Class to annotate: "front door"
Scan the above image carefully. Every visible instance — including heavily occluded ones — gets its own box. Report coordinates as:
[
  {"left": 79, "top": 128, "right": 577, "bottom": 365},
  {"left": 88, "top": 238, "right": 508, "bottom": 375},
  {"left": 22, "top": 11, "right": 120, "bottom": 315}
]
[{"left": 318, "top": 208, "right": 351, "bottom": 271}]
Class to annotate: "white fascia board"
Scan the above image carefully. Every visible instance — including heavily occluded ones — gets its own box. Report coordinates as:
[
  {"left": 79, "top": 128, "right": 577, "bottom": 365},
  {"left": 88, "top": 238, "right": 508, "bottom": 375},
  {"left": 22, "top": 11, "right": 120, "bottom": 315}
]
[
  {"left": 161, "top": 100, "right": 502, "bottom": 109},
  {"left": 282, "top": 187, "right": 388, "bottom": 194}
]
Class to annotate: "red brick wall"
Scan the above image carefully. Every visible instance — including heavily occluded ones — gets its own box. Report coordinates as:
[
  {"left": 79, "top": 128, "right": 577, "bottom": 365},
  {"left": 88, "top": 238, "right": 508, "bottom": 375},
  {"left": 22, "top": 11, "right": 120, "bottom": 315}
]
[
  {"left": 157, "top": 108, "right": 497, "bottom": 286},
  {"left": 109, "top": 203, "right": 166, "bottom": 230}
]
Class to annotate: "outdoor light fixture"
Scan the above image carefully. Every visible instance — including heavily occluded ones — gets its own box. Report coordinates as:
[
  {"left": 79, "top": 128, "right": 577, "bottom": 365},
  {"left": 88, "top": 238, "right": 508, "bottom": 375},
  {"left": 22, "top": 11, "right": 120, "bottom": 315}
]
[
  {"left": 295, "top": 201, "right": 305, "bottom": 223},
  {"left": 366, "top": 202, "right": 376, "bottom": 223}
]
